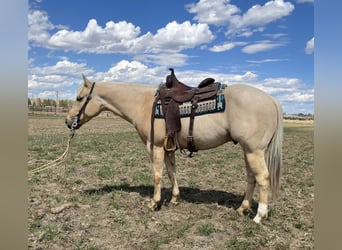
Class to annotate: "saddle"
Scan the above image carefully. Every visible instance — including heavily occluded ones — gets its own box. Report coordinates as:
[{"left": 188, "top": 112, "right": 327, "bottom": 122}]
[{"left": 151, "top": 68, "right": 220, "bottom": 156}]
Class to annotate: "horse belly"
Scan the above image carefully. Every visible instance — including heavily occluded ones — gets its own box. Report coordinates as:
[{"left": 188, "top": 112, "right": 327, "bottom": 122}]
[{"left": 178, "top": 113, "right": 231, "bottom": 150}]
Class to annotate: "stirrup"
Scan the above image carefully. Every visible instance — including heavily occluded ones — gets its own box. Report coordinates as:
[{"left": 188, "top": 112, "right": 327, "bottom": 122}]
[{"left": 164, "top": 136, "right": 177, "bottom": 152}]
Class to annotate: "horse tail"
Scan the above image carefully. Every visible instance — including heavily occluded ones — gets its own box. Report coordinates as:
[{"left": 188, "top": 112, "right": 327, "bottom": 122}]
[{"left": 266, "top": 97, "right": 283, "bottom": 199}]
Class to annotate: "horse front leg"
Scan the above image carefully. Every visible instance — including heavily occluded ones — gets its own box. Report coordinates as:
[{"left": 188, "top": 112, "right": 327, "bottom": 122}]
[
  {"left": 148, "top": 146, "right": 165, "bottom": 210},
  {"left": 164, "top": 151, "right": 180, "bottom": 205}
]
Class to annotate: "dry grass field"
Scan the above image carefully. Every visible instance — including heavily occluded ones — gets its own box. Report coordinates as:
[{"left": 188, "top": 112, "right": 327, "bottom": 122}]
[{"left": 28, "top": 114, "right": 313, "bottom": 249}]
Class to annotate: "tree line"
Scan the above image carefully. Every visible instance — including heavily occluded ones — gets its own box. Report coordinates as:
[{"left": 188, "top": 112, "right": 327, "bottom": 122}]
[
  {"left": 28, "top": 98, "right": 74, "bottom": 108},
  {"left": 28, "top": 98, "right": 74, "bottom": 113}
]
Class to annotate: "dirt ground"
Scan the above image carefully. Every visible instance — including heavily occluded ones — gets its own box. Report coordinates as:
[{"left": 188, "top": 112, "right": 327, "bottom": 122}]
[
  {"left": 28, "top": 115, "right": 314, "bottom": 249},
  {"left": 284, "top": 119, "right": 314, "bottom": 125}
]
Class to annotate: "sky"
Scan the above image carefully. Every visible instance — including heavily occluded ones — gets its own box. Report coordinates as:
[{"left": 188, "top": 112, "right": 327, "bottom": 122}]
[{"left": 28, "top": 0, "right": 314, "bottom": 114}]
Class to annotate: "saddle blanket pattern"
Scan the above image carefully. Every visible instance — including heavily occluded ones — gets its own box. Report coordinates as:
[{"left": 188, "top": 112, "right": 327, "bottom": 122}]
[{"left": 154, "top": 83, "right": 227, "bottom": 119}]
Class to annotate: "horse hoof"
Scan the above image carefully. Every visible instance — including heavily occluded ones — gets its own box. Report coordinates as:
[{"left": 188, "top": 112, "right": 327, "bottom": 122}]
[
  {"left": 170, "top": 200, "right": 179, "bottom": 206},
  {"left": 237, "top": 208, "right": 244, "bottom": 217},
  {"left": 253, "top": 215, "right": 261, "bottom": 224},
  {"left": 148, "top": 200, "right": 160, "bottom": 211},
  {"left": 170, "top": 197, "right": 179, "bottom": 206},
  {"left": 253, "top": 203, "right": 268, "bottom": 223},
  {"left": 148, "top": 200, "right": 156, "bottom": 210},
  {"left": 253, "top": 213, "right": 268, "bottom": 224}
]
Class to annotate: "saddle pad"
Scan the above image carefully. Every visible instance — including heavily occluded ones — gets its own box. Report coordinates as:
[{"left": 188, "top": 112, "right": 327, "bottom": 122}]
[{"left": 154, "top": 83, "right": 227, "bottom": 119}]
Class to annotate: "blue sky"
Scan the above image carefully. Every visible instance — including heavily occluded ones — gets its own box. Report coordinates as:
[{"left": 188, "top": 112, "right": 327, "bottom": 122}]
[{"left": 28, "top": 0, "right": 314, "bottom": 114}]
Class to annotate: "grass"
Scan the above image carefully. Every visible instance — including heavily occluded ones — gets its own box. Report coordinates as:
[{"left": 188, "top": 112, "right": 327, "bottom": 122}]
[
  {"left": 28, "top": 114, "right": 314, "bottom": 249},
  {"left": 198, "top": 223, "right": 216, "bottom": 236}
]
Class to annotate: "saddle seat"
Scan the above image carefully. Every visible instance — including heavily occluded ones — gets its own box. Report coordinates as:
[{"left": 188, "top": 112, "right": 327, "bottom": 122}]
[
  {"left": 163, "top": 68, "right": 216, "bottom": 103},
  {"left": 151, "top": 68, "right": 221, "bottom": 155}
]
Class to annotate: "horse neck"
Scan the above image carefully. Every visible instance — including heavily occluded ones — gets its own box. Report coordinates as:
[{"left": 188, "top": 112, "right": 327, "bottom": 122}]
[{"left": 97, "top": 82, "right": 154, "bottom": 125}]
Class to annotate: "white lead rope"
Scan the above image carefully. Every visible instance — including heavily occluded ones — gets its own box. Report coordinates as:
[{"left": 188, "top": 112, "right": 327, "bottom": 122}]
[{"left": 29, "top": 130, "right": 75, "bottom": 175}]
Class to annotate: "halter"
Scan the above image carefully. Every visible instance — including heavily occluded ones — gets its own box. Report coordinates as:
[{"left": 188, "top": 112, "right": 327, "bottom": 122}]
[{"left": 70, "top": 82, "right": 96, "bottom": 131}]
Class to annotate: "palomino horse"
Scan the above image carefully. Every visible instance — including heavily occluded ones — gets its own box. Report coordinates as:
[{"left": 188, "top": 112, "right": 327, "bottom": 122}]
[{"left": 65, "top": 74, "right": 283, "bottom": 223}]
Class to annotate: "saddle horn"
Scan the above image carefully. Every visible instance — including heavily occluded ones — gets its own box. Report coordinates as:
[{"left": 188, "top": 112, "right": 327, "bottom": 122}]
[
  {"left": 169, "top": 68, "right": 175, "bottom": 76},
  {"left": 166, "top": 68, "right": 177, "bottom": 88}
]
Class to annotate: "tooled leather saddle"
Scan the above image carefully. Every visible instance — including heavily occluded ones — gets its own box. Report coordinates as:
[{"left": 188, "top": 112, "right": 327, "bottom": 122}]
[{"left": 150, "top": 68, "right": 221, "bottom": 156}]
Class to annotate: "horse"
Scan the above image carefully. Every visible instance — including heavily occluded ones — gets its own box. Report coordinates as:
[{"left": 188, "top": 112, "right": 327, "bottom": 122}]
[{"left": 65, "top": 74, "right": 283, "bottom": 223}]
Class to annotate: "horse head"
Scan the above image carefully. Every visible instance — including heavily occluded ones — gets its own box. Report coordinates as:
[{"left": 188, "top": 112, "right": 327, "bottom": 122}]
[{"left": 65, "top": 74, "right": 102, "bottom": 130}]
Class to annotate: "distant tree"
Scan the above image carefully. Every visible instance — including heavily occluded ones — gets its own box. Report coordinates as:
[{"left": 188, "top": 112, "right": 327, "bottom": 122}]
[
  {"left": 36, "top": 98, "right": 42, "bottom": 106},
  {"left": 28, "top": 98, "right": 31, "bottom": 106},
  {"left": 49, "top": 99, "right": 55, "bottom": 106},
  {"left": 59, "top": 100, "right": 69, "bottom": 108},
  {"left": 42, "top": 99, "right": 49, "bottom": 106},
  {"left": 68, "top": 100, "right": 74, "bottom": 107}
]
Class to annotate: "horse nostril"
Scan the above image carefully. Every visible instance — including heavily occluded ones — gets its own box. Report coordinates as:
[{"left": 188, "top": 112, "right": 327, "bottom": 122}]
[{"left": 65, "top": 119, "right": 71, "bottom": 128}]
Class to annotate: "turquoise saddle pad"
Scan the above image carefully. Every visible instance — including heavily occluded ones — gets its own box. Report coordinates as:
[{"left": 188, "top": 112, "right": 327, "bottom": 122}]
[{"left": 154, "top": 83, "right": 226, "bottom": 119}]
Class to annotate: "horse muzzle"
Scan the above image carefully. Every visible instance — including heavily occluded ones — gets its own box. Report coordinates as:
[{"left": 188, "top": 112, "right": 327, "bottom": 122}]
[{"left": 65, "top": 117, "right": 81, "bottom": 130}]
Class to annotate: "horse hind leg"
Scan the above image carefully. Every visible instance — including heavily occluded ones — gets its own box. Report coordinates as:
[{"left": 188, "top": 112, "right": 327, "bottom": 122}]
[
  {"left": 237, "top": 153, "right": 256, "bottom": 216},
  {"left": 164, "top": 151, "right": 180, "bottom": 205},
  {"left": 244, "top": 149, "right": 270, "bottom": 223}
]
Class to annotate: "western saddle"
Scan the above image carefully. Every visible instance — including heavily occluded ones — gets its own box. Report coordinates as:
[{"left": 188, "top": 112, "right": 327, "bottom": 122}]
[{"left": 151, "top": 68, "right": 221, "bottom": 156}]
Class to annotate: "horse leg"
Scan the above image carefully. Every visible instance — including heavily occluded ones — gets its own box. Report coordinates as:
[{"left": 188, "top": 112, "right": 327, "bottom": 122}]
[
  {"left": 164, "top": 151, "right": 180, "bottom": 205},
  {"left": 237, "top": 153, "right": 256, "bottom": 216},
  {"left": 148, "top": 146, "right": 165, "bottom": 210},
  {"left": 244, "top": 149, "right": 270, "bottom": 223}
]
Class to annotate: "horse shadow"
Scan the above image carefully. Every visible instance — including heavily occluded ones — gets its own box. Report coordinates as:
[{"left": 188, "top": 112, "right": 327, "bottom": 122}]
[{"left": 83, "top": 184, "right": 258, "bottom": 215}]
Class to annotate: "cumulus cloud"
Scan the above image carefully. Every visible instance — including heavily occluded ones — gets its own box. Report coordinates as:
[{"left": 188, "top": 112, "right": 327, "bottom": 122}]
[
  {"left": 186, "top": 0, "right": 240, "bottom": 26},
  {"left": 187, "top": 0, "right": 294, "bottom": 37},
  {"left": 29, "top": 11, "right": 214, "bottom": 56},
  {"left": 232, "top": 0, "right": 294, "bottom": 28},
  {"left": 30, "top": 59, "right": 92, "bottom": 77},
  {"left": 250, "top": 77, "right": 314, "bottom": 110},
  {"left": 28, "top": 59, "right": 93, "bottom": 90},
  {"left": 150, "top": 21, "right": 214, "bottom": 53},
  {"left": 305, "top": 37, "right": 314, "bottom": 54},
  {"left": 48, "top": 19, "right": 141, "bottom": 53},
  {"left": 28, "top": 10, "right": 54, "bottom": 45},
  {"left": 28, "top": 59, "right": 166, "bottom": 96},
  {"left": 28, "top": 11, "right": 214, "bottom": 67},
  {"left": 95, "top": 60, "right": 151, "bottom": 83}
]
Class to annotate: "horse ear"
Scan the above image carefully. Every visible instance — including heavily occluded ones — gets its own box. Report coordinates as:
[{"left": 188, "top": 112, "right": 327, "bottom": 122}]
[{"left": 82, "top": 74, "right": 92, "bottom": 88}]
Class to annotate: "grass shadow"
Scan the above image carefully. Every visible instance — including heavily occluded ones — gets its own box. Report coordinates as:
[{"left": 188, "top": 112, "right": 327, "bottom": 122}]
[{"left": 83, "top": 184, "right": 257, "bottom": 212}]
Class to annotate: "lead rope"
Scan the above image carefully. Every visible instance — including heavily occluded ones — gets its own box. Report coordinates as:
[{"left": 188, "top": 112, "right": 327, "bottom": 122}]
[{"left": 29, "top": 129, "right": 75, "bottom": 175}]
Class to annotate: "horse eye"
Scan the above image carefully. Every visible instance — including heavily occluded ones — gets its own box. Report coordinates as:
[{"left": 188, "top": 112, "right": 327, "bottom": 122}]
[{"left": 76, "top": 96, "right": 83, "bottom": 102}]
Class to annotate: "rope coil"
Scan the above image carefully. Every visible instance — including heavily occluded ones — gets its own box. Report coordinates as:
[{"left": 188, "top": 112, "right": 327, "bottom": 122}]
[{"left": 29, "top": 131, "right": 75, "bottom": 175}]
